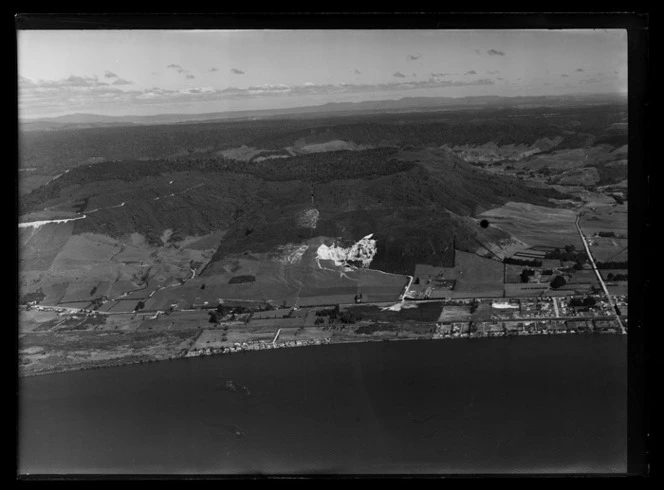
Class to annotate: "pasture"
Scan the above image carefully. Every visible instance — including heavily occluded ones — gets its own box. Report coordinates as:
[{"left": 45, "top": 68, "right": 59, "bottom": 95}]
[
  {"left": 437, "top": 305, "right": 472, "bottom": 322},
  {"left": 18, "top": 309, "right": 59, "bottom": 333},
  {"left": 447, "top": 251, "right": 505, "bottom": 297},
  {"left": 580, "top": 206, "right": 627, "bottom": 237},
  {"left": 479, "top": 202, "right": 582, "bottom": 248},
  {"left": 588, "top": 238, "right": 628, "bottom": 262}
]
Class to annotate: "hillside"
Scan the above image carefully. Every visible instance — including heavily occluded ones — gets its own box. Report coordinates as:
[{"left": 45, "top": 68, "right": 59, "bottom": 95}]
[{"left": 21, "top": 145, "right": 566, "bottom": 276}]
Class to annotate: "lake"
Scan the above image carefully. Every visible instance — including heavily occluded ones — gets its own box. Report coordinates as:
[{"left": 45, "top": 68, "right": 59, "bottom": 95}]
[{"left": 18, "top": 335, "right": 627, "bottom": 475}]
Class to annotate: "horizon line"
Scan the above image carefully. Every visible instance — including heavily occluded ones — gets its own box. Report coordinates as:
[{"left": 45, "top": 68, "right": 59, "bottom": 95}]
[{"left": 19, "top": 91, "right": 628, "bottom": 122}]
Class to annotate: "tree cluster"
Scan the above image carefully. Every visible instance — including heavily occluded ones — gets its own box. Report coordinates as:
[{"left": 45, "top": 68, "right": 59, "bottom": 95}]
[
  {"left": 504, "top": 257, "right": 542, "bottom": 267},
  {"left": 568, "top": 296, "right": 597, "bottom": 307},
  {"left": 544, "top": 246, "right": 587, "bottom": 264},
  {"left": 520, "top": 268, "right": 536, "bottom": 283}
]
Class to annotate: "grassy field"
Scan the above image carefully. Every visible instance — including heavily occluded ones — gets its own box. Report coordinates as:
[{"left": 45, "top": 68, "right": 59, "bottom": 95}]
[
  {"left": 346, "top": 302, "right": 443, "bottom": 323},
  {"left": 145, "top": 245, "right": 407, "bottom": 310},
  {"left": 18, "top": 309, "right": 60, "bottom": 333},
  {"left": 19, "top": 329, "right": 198, "bottom": 376},
  {"left": 478, "top": 202, "right": 582, "bottom": 248},
  {"left": 137, "top": 310, "right": 211, "bottom": 332},
  {"left": 273, "top": 327, "right": 332, "bottom": 343},
  {"left": 20, "top": 228, "right": 217, "bottom": 312},
  {"left": 588, "top": 238, "right": 628, "bottom": 262},
  {"left": 448, "top": 251, "right": 504, "bottom": 297},
  {"left": 504, "top": 283, "right": 550, "bottom": 297},
  {"left": 19, "top": 222, "right": 74, "bottom": 273},
  {"left": 437, "top": 305, "right": 472, "bottom": 322},
  {"left": 94, "top": 314, "right": 142, "bottom": 332},
  {"left": 247, "top": 317, "right": 305, "bottom": 328},
  {"left": 568, "top": 270, "right": 599, "bottom": 284},
  {"left": 580, "top": 207, "right": 627, "bottom": 236},
  {"left": 41, "top": 283, "right": 69, "bottom": 305}
]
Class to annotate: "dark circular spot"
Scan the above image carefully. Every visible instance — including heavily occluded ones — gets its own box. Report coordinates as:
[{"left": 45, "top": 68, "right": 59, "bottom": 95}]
[{"left": 480, "top": 219, "right": 490, "bottom": 229}]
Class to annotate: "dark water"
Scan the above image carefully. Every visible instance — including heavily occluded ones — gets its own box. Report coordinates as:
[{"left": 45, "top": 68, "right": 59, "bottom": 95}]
[{"left": 18, "top": 336, "right": 627, "bottom": 475}]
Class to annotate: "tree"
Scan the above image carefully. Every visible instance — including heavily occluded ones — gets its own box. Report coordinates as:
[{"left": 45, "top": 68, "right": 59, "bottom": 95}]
[
  {"left": 550, "top": 275, "right": 567, "bottom": 289},
  {"left": 583, "top": 296, "right": 597, "bottom": 307},
  {"left": 520, "top": 269, "right": 534, "bottom": 283},
  {"left": 564, "top": 244, "right": 576, "bottom": 253},
  {"left": 208, "top": 311, "right": 218, "bottom": 323},
  {"left": 414, "top": 277, "right": 420, "bottom": 285},
  {"left": 216, "top": 303, "right": 226, "bottom": 315}
]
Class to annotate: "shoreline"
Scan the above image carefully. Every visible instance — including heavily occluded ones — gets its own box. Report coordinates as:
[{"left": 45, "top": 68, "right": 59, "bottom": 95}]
[{"left": 18, "top": 327, "right": 625, "bottom": 378}]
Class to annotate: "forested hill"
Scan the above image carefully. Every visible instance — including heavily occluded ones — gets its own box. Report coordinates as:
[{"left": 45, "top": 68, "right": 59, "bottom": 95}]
[
  {"left": 20, "top": 145, "right": 567, "bottom": 275},
  {"left": 19, "top": 103, "right": 627, "bottom": 173}
]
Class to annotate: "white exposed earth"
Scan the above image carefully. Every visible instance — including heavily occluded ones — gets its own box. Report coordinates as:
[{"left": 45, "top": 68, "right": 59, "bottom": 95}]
[{"left": 316, "top": 233, "right": 377, "bottom": 267}]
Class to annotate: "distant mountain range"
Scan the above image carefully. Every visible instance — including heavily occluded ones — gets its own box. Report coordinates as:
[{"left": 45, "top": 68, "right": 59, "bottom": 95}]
[{"left": 21, "top": 93, "right": 627, "bottom": 131}]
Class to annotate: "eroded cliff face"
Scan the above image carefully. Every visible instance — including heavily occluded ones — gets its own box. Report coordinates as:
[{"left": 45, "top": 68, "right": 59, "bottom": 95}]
[{"left": 316, "top": 233, "right": 377, "bottom": 268}]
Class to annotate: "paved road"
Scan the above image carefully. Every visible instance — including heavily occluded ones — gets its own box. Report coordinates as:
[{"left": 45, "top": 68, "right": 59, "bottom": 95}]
[{"left": 575, "top": 213, "right": 626, "bottom": 334}]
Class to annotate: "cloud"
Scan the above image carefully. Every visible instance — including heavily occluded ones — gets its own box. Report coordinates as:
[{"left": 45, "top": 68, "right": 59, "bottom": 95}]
[
  {"left": 19, "top": 75, "right": 496, "bottom": 117},
  {"left": 496, "top": 77, "right": 505, "bottom": 81},
  {"left": 231, "top": 68, "right": 245, "bottom": 75},
  {"left": 576, "top": 68, "right": 584, "bottom": 72},
  {"left": 464, "top": 70, "right": 477, "bottom": 75},
  {"left": 20, "top": 74, "right": 111, "bottom": 90},
  {"left": 407, "top": 53, "right": 421, "bottom": 61},
  {"left": 486, "top": 70, "right": 500, "bottom": 75},
  {"left": 431, "top": 72, "right": 454, "bottom": 77},
  {"left": 19, "top": 74, "right": 136, "bottom": 114},
  {"left": 167, "top": 63, "right": 195, "bottom": 79},
  {"left": 111, "top": 78, "right": 133, "bottom": 86},
  {"left": 393, "top": 71, "right": 406, "bottom": 78},
  {"left": 354, "top": 69, "right": 361, "bottom": 75},
  {"left": 561, "top": 74, "right": 569, "bottom": 78},
  {"left": 103, "top": 71, "right": 132, "bottom": 85},
  {"left": 412, "top": 73, "right": 417, "bottom": 77},
  {"left": 209, "top": 67, "right": 219, "bottom": 72},
  {"left": 167, "top": 64, "right": 186, "bottom": 73},
  {"left": 487, "top": 49, "right": 505, "bottom": 56},
  {"left": 474, "top": 49, "right": 481, "bottom": 55}
]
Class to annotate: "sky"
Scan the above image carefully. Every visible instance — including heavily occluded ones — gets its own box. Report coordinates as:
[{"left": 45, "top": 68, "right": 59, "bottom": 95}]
[{"left": 17, "top": 29, "right": 628, "bottom": 119}]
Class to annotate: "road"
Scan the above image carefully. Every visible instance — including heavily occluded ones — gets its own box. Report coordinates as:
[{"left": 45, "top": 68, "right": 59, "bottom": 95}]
[
  {"left": 575, "top": 213, "right": 626, "bottom": 334},
  {"left": 552, "top": 297, "right": 560, "bottom": 318}
]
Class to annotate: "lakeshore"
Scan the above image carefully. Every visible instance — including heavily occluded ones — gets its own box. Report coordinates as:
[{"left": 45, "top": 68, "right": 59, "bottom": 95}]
[{"left": 19, "top": 310, "right": 625, "bottom": 378}]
